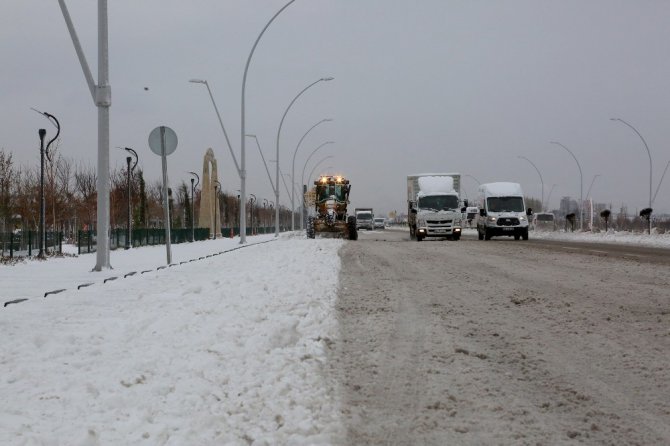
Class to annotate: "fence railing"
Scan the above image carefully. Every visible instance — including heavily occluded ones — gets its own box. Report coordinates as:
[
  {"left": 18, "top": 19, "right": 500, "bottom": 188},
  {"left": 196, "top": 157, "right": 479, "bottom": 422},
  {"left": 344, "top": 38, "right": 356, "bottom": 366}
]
[
  {"left": 2, "top": 225, "right": 292, "bottom": 258},
  {"left": 0, "top": 231, "right": 63, "bottom": 258},
  {"left": 76, "top": 226, "right": 291, "bottom": 254}
]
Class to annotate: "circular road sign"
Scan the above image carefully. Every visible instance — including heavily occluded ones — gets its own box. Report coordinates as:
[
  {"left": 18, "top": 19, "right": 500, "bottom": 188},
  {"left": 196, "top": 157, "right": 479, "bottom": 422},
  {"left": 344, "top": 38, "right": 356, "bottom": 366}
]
[{"left": 148, "top": 126, "right": 178, "bottom": 156}]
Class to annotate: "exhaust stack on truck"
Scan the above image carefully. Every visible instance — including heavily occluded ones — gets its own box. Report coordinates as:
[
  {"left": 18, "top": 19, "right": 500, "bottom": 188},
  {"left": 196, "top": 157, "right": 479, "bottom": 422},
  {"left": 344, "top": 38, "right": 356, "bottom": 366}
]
[{"left": 407, "top": 173, "right": 463, "bottom": 241}]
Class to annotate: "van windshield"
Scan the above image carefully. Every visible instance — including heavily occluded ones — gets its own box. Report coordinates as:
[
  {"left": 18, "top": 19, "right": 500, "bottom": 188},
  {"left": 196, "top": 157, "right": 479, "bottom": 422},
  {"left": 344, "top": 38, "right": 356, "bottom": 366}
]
[
  {"left": 418, "top": 195, "right": 459, "bottom": 211},
  {"left": 487, "top": 196, "right": 524, "bottom": 212}
]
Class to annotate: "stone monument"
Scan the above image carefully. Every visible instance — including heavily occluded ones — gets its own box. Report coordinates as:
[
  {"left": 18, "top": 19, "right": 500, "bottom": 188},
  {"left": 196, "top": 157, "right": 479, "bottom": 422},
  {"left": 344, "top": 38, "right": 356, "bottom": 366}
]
[{"left": 198, "top": 148, "right": 222, "bottom": 237}]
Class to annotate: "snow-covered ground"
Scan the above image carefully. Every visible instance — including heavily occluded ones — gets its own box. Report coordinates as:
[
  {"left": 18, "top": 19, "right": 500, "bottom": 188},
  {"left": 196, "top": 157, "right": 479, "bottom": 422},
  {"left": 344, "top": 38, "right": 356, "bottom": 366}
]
[
  {"left": 1, "top": 234, "right": 345, "bottom": 445},
  {"left": 2, "top": 228, "right": 669, "bottom": 445}
]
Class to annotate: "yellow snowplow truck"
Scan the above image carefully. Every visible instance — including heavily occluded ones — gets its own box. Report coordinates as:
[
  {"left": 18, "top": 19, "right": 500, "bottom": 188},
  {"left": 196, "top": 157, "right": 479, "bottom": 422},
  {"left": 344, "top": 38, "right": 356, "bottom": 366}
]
[{"left": 306, "top": 175, "right": 357, "bottom": 240}]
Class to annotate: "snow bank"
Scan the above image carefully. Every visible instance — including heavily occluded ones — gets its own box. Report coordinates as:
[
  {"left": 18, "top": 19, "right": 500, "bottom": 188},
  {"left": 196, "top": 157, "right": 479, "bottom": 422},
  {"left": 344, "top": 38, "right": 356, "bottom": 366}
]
[{"left": 0, "top": 234, "right": 346, "bottom": 445}]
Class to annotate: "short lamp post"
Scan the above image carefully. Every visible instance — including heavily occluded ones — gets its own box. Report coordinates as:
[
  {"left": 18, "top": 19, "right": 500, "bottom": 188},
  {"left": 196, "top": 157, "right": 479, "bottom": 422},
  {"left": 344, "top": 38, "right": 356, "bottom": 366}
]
[
  {"left": 188, "top": 171, "right": 200, "bottom": 242},
  {"left": 213, "top": 180, "right": 221, "bottom": 239},
  {"left": 32, "top": 109, "right": 60, "bottom": 258},
  {"left": 249, "top": 193, "right": 257, "bottom": 236},
  {"left": 122, "top": 147, "right": 138, "bottom": 249}
]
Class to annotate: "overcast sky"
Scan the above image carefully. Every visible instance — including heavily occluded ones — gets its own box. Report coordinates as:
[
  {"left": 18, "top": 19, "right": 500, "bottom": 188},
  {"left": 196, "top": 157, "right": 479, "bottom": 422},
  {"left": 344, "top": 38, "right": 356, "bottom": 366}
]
[{"left": 2, "top": 0, "right": 670, "bottom": 216}]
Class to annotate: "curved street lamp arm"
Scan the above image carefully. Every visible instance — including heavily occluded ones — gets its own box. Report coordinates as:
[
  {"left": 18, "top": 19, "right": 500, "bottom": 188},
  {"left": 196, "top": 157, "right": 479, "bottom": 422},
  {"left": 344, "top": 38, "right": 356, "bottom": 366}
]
[
  {"left": 610, "top": 118, "right": 653, "bottom": 207},
  {"left": 301, "top": 141, "right": 334, "bottom": 189},
  {"left": 188, "top": 171, "right": 200, "bottom": 189},
  {"left": 275, "top": 78, "right": 328, "bottom": 166},
  {"left": 517, "top": 155, "right": 544, "bottom": 209},
  {"left": 123, "top": 147, "right": 138, "bottom": 171},
  {"left": 307, "top": 155, "right": 334, "bottom": 185},
  {"left": 292, "top": 118, "right": 333, "bottom": 169},
  {"left": 30, "top": 108, "right": 61, "bottom": 162}
]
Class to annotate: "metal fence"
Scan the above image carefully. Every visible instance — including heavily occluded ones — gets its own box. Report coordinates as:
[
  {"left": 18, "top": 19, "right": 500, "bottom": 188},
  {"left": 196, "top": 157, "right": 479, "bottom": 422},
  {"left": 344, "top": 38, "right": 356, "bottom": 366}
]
[
  {"left": 2, "top": 225, "right": 291, "bottom": 258},
  {"left": 77, "top": 227, "right": 212, "bottom": 254},
  {"left": 0, "top": 231, "right": 63, "bottom": 258}
]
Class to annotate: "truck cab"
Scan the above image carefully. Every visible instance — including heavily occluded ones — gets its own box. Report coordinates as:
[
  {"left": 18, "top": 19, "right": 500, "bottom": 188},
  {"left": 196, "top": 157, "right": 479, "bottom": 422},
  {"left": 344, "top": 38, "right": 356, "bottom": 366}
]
[
  {"left": 355, "top": 209, "right": 374, "bottom": 230},
  {"left": 476, "top": 182, "right": 532, "bottom": 240}
]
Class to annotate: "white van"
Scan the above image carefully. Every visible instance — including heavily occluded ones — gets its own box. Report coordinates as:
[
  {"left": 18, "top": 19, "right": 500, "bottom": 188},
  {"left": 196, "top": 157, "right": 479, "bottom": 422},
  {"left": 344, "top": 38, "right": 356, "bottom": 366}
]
[{"left": 476, "top": 182, "right": 532, "bottom": 240}]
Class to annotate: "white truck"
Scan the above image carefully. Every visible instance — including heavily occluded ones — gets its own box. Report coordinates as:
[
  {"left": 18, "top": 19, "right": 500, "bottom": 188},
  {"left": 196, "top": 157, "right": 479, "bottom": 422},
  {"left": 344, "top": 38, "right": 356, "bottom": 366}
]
[
  {"left": 476, "top": 182, "right": 532, "bottom": 240},
  {"left": 407, "top": 174, "right": 463, "bottom": 241},
  {"left": 355, "top": 208, "right": 374, "bottom": 230}
]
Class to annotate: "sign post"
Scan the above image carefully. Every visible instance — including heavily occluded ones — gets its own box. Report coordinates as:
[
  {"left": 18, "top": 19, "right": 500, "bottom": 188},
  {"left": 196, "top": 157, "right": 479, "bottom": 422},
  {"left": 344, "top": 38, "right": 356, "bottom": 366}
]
[{"left": 148, "top": 126, "right": 178, "bottom": 265}]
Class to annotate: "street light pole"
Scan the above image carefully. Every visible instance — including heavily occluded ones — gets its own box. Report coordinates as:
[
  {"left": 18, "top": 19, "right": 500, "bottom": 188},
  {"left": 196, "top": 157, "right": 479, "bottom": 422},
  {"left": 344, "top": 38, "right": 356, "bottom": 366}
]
[
  {"left": 550, "top": 141, "right": 584, "bottom": 231},
  {"left": 58, "top": 0, "right": 112, "bottom": 271},
  {"left": 518, "top": 156, "right": 544, "bottom": 211},
  {"left": 243, "top": 0, "right": 298, "bottom": 242},
  {"left": 275, "top": 76, "right": 334, "bottom": 237},
  {"left": 290, "top": 118, "right": 332, "bottom": 231},
  {"left": 610, "top": 118, "right": 653, "bottom": 234},
  {"left": 188, "top": 171, "right": 200, "bottom": 242},
  {"left": 38, "top": 129, "right": 46, "bottom": 258},
  {"left": 121, "top": 147, "right": 138, "bottom": 249},
  {"left": 32, "top": 109, "right": 61, "bottom": 258}
]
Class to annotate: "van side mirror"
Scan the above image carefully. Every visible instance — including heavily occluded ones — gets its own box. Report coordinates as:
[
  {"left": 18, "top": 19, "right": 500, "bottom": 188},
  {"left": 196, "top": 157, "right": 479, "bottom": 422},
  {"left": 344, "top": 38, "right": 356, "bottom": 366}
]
[
  {"left": 460, "top": 206, "right": 467, "bottom": 213},
  {"left": 463, "top": 199, "right": 469, "bottom": 207},
  {"left": 479, "top": 209, "right": 486, "bottom": 217},
  {"left": 526, "top": 208, "right": 533, "bottom": 216}
]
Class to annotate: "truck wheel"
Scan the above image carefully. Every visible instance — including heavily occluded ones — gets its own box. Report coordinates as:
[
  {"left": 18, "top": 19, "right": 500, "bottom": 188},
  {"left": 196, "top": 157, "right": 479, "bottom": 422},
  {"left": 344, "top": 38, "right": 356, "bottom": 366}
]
[
  {"left": 478, "top": 229, "right": 484, "bottom": 240},
  {"left": 347, "top": 216, "right": 357, "bottom": 239},
  {"left": 453, "top": 234, "right": 461, "bottom": 241},
  {"left": 522, "top": 229, "right": 529, "bottom": 240},
  {"left": 484, "top": 230, "right": 491, "bottom": 241},
  {"left": 514, "top": 234, "right": 520, "bottom": 240},
  {"left": 307, "top": 217, "right": 315, "bottom": 239},
  {"left": 347, "top": 216, "right": 358, "bottom": 240},
  {"left": 416, "top": 235, "right": 423, "bottom": 242}
]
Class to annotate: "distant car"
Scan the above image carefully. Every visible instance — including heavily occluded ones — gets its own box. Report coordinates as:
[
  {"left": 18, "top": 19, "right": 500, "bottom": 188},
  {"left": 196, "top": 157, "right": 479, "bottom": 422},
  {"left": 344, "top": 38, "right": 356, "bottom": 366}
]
[
  {"left": 374, "top": 217, "right": 386, "bottom": 229},
  {"left": 532, "top": 212, "right": 556, "bottom": 231}
]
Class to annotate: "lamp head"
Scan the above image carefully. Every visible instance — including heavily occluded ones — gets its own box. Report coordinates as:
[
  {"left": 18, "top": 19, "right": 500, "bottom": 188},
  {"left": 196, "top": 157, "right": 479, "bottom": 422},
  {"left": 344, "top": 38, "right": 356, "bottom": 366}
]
[
  {"left": 189, "top": 79, "right": 206, "bottom": 84},
  {"left": 322, "top": 77, "right": 334, "bottom": 81}
]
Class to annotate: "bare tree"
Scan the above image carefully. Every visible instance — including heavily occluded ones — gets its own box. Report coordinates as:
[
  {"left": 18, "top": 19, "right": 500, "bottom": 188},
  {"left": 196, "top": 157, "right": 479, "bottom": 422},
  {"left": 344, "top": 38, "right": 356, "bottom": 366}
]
[{"left": 74, "top": 163, "right": 97, "bottom": 230}]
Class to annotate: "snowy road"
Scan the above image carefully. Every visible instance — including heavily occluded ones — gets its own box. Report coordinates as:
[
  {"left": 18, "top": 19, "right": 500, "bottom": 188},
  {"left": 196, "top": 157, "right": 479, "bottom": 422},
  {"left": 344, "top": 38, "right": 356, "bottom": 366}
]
[{"left": 330, "top": 229, "right": 670, "bottom": 445}]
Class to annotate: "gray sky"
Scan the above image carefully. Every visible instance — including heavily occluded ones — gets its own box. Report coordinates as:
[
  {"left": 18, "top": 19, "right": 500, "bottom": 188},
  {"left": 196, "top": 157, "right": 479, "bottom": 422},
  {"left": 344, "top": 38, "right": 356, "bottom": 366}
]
[{"left": 2, "top": 0, "right": 670, "bottom": 216}]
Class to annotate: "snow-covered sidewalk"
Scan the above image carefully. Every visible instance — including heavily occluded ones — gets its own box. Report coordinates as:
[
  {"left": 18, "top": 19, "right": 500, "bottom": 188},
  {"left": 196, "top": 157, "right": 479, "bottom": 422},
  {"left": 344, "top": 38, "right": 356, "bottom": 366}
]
[{"left": 1, "top": 234, "right": 346, "bottom": 445}]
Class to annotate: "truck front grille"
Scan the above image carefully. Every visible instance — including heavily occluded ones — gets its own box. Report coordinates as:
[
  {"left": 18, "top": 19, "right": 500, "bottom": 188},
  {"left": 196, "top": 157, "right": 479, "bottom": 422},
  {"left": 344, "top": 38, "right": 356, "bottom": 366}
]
[
  {"left": 497, "top": 217, "right": 520, "bottom": 226},
  {"left": 426, "top": 219, "right": 453, "bottom": 224}
]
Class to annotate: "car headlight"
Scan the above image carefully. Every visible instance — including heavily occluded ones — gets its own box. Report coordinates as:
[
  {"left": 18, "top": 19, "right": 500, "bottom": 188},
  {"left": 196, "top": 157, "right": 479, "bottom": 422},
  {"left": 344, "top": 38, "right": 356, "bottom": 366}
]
[
  {"left": 488, "top": 216, "right": 497, "bottom": 222},
  {"left": 519, "top": 216, "right": 526, "bottom": 221}
]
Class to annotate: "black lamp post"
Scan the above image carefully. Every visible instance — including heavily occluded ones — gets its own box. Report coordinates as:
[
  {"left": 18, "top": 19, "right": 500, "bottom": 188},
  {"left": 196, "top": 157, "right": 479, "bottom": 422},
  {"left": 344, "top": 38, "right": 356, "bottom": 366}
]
[
  {"left": 32, "top": 109, "right": 60, "bottom": 258},
  {"left": 122, "top": 147, "right": 138, "bottom": 249},
  {"left": 249, "top": 194, "right": 257, "bottom": 236},
  {"left": 214, "top": 180, "right": 221, "bottom": 239},
  {"left": 38, "top": 129, "right": 46, "bottom": 258},
  {"left": 188, "top": 172, "right": 200, "bottom": 242}
]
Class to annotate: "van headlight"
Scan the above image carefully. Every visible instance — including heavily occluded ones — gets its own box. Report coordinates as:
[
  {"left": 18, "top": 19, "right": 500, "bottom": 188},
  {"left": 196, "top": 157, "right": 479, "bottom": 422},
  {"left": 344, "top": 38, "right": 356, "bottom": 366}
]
[
  {"left": 488, "top": 217, "right": 497, "bottom": 222},
  {"left": 519, "top": 216, "right": 526, "bottom": 221}
]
